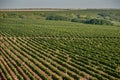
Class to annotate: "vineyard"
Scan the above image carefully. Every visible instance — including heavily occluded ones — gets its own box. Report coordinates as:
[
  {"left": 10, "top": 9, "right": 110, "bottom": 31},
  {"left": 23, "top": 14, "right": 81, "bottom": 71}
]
[{"left": 0, "top": 10, "right": 120, "bottom": 80}]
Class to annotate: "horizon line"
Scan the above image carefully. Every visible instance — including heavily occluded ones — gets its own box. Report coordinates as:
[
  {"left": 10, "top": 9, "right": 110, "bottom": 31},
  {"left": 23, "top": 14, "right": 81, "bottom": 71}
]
[{"left": 0, "top": 8, "right": 120, "bottom": 10}]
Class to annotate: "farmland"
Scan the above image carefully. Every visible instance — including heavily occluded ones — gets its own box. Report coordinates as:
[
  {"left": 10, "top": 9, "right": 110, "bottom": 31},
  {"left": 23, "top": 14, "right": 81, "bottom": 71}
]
[{"left": 0, "top": 9, "right": 120, "bottom": 80}]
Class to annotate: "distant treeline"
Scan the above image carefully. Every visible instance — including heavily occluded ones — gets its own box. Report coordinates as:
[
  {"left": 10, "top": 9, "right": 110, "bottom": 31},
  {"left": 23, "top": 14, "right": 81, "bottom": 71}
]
[{"left": 46, "top": 15, "right": 113, "bottom": 25}]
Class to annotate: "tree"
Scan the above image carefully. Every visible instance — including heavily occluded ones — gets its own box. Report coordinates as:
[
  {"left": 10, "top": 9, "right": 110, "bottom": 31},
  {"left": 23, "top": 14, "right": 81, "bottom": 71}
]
[
  {"left": 84, "top": 18, "right": 113, "bottom": 25},
  {"left": 46, "top": 15, "right": 68, "bottom": 21}
]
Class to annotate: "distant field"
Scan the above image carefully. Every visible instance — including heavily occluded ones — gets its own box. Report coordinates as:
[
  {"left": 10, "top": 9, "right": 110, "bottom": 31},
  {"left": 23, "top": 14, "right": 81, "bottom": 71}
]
[{"left": 0, "top": 10, "right": 120, "bottom": 80}]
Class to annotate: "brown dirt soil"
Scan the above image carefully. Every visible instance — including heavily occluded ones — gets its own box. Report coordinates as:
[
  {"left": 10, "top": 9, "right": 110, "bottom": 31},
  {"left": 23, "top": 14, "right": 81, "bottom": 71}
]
[
  {"left": 1, "top": 48, "right": 30, "bottom": 80},
  {"left": 0, "top": 67, "right": 7, "bottom": 80},
  {"left": 0, "top": 56, "right": 18, "bottom": 80}
]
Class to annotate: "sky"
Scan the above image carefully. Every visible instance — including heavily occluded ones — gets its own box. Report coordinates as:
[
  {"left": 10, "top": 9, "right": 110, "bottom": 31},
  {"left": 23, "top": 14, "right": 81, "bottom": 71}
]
[{"left": 0, "top": 0, "right": 120, "bottom": 9}]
